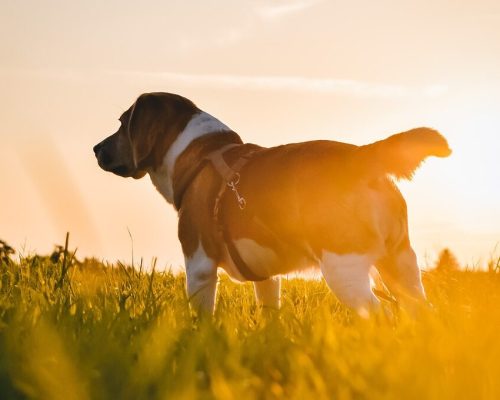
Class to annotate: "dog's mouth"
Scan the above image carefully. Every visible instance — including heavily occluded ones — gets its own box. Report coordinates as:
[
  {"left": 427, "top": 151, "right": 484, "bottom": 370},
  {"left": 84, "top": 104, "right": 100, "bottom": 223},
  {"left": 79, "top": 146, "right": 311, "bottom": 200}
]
[
  {"left": 95, "top": 145, "right": 145, "bottom": 179},
  {"left": 96, "top": 155, "right": 145, "bottom": 179},
  {"left": 96, "top": 156, "right": 127, "bottom": 176},
  {"left": 109, "top": 165, "right": 131, "bottom": 177},
  {"left": 109, "top": 164, "right": 146, "bottom": 179}
]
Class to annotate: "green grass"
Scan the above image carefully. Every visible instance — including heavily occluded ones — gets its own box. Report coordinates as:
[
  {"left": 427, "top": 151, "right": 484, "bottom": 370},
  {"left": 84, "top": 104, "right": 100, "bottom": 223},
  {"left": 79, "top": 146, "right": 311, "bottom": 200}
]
[{"left": 0, "top": 251, "right": 499, "bottom": 399}]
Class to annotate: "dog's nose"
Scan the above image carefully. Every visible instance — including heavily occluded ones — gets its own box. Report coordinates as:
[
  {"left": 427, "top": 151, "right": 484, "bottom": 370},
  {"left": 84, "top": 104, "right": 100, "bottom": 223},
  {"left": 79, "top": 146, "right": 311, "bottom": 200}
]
[
  {"left": 93, "top": 142, "right": 102, "bottom": 155},
  {"left": 93, "top": 142, "right": 112, "bottom": 165}
]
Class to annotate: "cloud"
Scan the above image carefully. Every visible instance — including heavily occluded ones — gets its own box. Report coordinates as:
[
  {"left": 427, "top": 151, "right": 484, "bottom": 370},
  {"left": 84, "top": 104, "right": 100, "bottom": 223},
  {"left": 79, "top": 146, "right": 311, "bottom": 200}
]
[
  {"left": 255, "top": 0, "right": 324, "bottom": 19},
  {"left": 0, "top": 68, "right": 447, "bottom": 99},
  {"left": 111, "top": 70, "right": 448, "bottom": 99},
  {"left": 176, "top": 1, "right": 325, "bottom": 51}
]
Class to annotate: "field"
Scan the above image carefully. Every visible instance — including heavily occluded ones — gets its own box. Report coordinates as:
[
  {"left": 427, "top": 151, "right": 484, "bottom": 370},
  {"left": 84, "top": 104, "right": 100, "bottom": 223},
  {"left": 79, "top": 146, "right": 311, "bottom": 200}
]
[{"left": 0, "top": 245, "right": 499, "bottom": 400}]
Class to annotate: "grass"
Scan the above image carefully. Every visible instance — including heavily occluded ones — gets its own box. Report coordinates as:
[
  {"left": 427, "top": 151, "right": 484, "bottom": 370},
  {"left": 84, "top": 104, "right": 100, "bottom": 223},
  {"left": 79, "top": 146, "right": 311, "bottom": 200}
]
[{"left": 0, "top": 245, "right": 499, "bottom": 399}]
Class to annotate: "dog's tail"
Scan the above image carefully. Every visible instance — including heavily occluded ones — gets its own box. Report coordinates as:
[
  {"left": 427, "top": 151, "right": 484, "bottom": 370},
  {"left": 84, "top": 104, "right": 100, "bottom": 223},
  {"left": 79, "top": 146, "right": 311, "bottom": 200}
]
[{"left": 356, "top": 127, "right": 451, "bottom": 180}]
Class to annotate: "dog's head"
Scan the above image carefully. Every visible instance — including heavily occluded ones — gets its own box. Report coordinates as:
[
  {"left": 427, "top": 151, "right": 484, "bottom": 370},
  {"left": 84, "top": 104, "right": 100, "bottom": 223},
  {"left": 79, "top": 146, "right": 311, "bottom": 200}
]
[{"left": 93, "top": 92, "right": 199, "bottom": 178}]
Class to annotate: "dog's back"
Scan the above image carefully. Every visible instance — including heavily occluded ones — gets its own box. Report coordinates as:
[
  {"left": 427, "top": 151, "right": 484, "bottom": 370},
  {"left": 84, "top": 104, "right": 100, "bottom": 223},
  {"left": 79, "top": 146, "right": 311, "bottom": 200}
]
[{"left": 216, "top": 129, "right": 450, "bottom": 267}]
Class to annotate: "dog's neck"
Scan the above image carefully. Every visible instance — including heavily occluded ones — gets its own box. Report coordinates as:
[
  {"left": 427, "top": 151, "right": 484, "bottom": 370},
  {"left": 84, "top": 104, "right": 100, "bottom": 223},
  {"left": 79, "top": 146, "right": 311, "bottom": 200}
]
[{"left": 148, "top": 111, "right": 241, "bottom": 205}]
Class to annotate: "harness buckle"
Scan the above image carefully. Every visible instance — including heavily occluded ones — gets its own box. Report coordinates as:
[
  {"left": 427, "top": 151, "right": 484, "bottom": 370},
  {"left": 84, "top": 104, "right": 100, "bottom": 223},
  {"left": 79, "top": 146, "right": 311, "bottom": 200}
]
[{"left": 227, "top": 173, "right": 246, "bottom": 210}]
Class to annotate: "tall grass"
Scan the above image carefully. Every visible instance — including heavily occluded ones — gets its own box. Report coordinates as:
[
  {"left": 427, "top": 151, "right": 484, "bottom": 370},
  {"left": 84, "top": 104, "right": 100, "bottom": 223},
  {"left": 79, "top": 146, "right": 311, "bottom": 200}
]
[{"left": 0, "top": 249, "right": 499, "bottom": 399}]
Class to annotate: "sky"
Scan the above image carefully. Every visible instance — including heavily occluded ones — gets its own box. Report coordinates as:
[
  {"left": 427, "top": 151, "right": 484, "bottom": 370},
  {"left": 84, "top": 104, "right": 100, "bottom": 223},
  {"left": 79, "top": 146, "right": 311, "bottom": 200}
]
[{"left": 1, "top": 0, "right": 500, "bottom": 270}]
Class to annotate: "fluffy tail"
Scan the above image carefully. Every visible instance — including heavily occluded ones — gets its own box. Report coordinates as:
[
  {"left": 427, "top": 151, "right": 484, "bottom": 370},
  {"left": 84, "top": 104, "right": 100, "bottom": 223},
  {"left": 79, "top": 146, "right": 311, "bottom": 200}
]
[{"left": 356, "top": 127, "right": 451, "bottom": 180}]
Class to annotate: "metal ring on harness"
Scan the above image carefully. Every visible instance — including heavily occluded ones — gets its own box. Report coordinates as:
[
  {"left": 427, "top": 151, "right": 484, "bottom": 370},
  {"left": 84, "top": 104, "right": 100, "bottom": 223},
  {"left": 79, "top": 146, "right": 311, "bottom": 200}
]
[{"left": 226, "top": 173, "right": 246, "bottom": 210}]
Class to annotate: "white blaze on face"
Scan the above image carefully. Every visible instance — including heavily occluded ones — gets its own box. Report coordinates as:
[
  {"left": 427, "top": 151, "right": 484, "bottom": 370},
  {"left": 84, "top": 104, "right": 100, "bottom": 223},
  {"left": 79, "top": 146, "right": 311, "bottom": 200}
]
[{"left": 149, "top": 111, "right": 232, "bottom": 204}]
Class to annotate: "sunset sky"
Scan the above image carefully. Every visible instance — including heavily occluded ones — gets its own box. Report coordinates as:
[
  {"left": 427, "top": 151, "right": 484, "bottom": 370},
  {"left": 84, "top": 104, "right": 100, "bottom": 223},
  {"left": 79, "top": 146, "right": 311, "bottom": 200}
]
[{"left": 1, "top": 0, "right": 499, "bottom": 270}]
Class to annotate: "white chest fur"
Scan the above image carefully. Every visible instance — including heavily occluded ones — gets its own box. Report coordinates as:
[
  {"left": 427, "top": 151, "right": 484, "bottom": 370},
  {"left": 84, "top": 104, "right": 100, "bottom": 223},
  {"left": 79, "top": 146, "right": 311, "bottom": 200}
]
[{"left": 148, "top": 111, "right": 231, "bottom": 204}]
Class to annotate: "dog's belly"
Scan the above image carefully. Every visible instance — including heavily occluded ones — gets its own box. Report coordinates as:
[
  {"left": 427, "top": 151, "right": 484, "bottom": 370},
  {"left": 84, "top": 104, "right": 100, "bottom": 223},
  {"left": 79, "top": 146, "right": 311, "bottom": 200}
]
[{"left": 220, "top": 238, "right": 314, "bottom": 281}]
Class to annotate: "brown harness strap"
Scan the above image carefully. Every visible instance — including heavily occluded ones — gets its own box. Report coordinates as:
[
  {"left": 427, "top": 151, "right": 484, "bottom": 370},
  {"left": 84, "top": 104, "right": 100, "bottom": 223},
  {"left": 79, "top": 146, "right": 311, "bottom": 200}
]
[
  {"left": 174, "top": 141, "right": 269, "bottom": 281},
  {"left": 174, "top": 143, "right": 252, "bottom": 211},
  {"left": 205, "top": 143, "right": 241, "bottom": 182},
  {"left": 173, "top": 160, "right": 209, "bottom": 210},
  {"left": 208, "top": 144, "right": 268, "bottom": 281}
]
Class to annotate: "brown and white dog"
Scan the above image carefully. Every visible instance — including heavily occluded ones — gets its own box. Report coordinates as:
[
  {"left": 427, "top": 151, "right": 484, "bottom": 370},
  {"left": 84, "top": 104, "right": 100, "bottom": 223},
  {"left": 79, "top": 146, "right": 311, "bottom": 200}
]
[{"left": 93, "top": 92, "right": 451, "bottom": 316}]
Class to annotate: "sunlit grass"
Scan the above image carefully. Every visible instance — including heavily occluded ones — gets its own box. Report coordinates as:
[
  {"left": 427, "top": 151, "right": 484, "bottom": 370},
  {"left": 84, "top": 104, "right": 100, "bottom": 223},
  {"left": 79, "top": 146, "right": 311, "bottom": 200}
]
[{"left": 0, "top": 250, "right": 499, "bottom": 399}]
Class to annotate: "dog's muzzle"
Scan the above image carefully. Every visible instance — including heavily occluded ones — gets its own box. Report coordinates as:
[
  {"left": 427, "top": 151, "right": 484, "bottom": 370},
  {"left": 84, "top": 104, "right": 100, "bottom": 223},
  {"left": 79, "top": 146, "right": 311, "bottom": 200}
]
[{"left": 93, "top": 140, "right": 145, "bottom": 179}]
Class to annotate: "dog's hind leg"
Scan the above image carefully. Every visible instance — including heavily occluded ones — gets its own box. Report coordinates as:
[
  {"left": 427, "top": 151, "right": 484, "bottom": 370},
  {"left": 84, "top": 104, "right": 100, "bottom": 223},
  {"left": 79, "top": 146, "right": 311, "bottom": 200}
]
[
  {"left": 185, "top": 244, "right": 218, "bottom": 316},
  {"left": 320, "top": 252, "right": 380, "bottom": 317},
  {"left": 377, "top": 244, "right": 426, "bottom": 310},
  {"left": 254, "top": 276, "right": 281, "bottom": 309}
]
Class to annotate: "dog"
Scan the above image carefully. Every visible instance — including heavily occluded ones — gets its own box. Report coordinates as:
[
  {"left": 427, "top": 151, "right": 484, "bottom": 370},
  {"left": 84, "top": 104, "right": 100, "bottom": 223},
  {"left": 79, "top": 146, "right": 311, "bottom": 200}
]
[{"left": 94, "top": 92, "right": 451, "bottom": 316}]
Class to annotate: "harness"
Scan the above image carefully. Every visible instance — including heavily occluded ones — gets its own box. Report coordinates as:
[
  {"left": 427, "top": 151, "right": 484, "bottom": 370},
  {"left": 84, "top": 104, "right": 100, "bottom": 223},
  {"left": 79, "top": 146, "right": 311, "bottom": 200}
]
[
  {"left": 174, "top": 142, "right": 268, "bottom": 281},
  {"left": 206, "top": 143, "right": 256, "bottom": 210},
  {"left": 207, "top": 144, "right": 268, "bottom": 281}
]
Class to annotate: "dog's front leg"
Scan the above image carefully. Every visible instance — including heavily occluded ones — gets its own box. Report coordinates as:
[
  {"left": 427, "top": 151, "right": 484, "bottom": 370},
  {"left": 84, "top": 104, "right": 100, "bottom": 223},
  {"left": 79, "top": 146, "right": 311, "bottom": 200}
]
[
  {"left": 185, "top": 246, "right": 218, "bottom": 316},
  {"left": 254, "top": 276, "right": 281, "bottom": 309}
]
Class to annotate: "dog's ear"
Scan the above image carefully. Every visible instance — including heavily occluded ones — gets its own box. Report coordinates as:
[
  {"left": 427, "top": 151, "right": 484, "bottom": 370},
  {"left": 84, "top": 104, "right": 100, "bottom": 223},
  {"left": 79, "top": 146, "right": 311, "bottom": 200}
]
[
  {"left": 127, "top": 93, "right": 167, "bottom": 169},
  {"left": 127, "top": 92, "right": 199, "bottom": 170}
]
